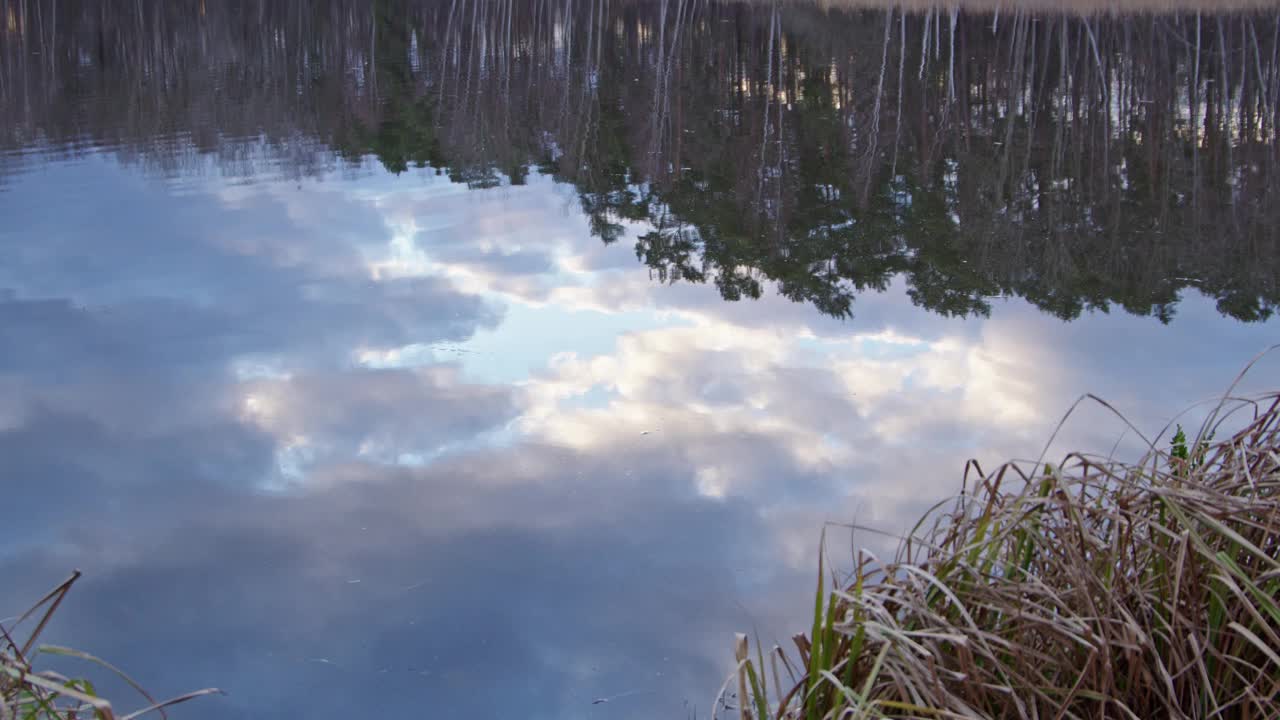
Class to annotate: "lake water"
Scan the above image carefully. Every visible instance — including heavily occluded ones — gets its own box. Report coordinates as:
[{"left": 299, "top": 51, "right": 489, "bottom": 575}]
[{"left": 2, "top": 1, "right": 1279, "bottom": 718}]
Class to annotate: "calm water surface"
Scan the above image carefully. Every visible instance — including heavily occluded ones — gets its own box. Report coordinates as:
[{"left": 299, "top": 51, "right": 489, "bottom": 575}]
[{"left": 2, "top": 1, "right": 1279, "bottom": 717}]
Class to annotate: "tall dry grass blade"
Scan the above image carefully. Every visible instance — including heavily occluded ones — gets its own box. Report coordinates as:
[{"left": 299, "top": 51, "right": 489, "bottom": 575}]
[
  {"left": 39, "top": 645, "right": 169, "bottom": 719},
  {"left": 117, "top": 689, "right": 224, "bottom": 720},
  {"left": 11, "top": 571, "right": 81, "bottom": 659}
]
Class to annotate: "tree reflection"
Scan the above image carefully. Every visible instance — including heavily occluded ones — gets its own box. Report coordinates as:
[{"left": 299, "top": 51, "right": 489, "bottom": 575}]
[{"left": 2, "top": 0, "right": 1277, "bottom": 322}]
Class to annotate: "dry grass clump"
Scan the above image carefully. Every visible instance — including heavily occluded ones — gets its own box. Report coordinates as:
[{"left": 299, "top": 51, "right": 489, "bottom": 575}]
[
  {"left": 730, "top": 387, "right": 1280, "bottom": 719},
  {"left": 2, "top": 572, "right": 219, "bottom": 720}
]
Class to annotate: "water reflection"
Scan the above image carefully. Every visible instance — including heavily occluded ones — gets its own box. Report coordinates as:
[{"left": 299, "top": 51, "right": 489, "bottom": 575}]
[
  {"left": 0, "top": 3, "right": 1278, "bottom": 720},
  {"left": 4, "top": 0, "right": 1279, "bottom": 321}
]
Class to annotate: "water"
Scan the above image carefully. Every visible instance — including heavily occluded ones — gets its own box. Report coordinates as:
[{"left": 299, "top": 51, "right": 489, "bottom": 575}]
[{"left": 1, "top": 1, "right": 1278, "bottom": 718}]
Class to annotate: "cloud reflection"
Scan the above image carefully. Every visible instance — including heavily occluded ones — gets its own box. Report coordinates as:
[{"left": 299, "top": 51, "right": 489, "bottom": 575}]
[{"left": 1, "top": 152, "right": 1277, "bottom": 720}]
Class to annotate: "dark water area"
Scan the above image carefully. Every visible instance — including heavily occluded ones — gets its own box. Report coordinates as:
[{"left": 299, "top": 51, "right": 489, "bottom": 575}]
[{"left": 1, "top": 2, "right": 1278, "bottom": 718}]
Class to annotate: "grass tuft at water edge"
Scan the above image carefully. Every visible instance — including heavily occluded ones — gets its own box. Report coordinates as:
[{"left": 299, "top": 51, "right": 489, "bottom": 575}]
[
  {"left": 2, "top": 572, "right": 221, "bottom": 720},
  {"left": 728, "top": 377, "right": 1280, "bottom": 719}
]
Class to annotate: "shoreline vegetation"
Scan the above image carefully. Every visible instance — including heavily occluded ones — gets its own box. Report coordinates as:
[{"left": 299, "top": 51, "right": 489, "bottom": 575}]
[
  {"left": 730, "top": 367, "right": 1280, "bottom": 719},
  {"left": 1, "top": 573, "right": 219, "bottom": 720}
]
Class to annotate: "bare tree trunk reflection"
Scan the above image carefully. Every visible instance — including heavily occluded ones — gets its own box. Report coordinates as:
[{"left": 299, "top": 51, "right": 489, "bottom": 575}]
[{"left": 2, "top": 0, "right": 1278, "bottom": 321}]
